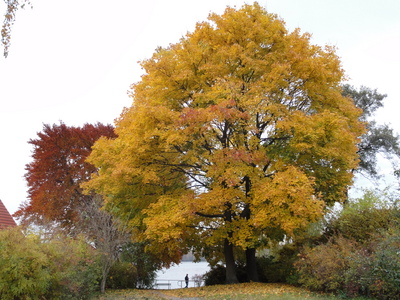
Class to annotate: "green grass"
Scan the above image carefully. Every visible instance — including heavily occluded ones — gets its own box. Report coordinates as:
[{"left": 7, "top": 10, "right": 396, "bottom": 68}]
[{"left": 94, "top": 283, "right": 371, "bottom": 299}]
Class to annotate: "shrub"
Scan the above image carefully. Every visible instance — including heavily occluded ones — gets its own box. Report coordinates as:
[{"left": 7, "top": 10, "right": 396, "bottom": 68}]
[
  {"left": 43, "top": 235, "right": 101, "bottom": 299},
  {"left": 296, "top": 229, "right": 400, "bottom": 299},
  {"left": 295, "top": 235, "right": 357, "bottom": 293},
  {"left": 325, "top": 189, "right": 398, "bottom": 242},
  {"left": 203, "top": 249, "right": 300, "bottom": 286},
  {"left": 203, "top": 263, "right": 247, "bottom": 285},
  {"left": 360, "top": 229, "right": 400, "bottom": 299},
  {"left": 115, "top": 242, "right": 160, "bottom": 289},
  {"left": 106, "top": 261, "right": 138, "bottom": 289},
  {"left": 203, "top": 264, "right": 226, "bottom": 285},
  {"left": 295, "top": 189, "right": 400, "bottom": 299},
  {"left": 0, "top": 227, "right": 101, "bottom": 299},
  {"left": 338, "top": 229, "right": 400, "bottom": 299},
  {"left": 0, "top": 227, "right": 51, "bottom": 300},
  {"left": 257, "top": 252, "right": 298, "bottom": 284}
]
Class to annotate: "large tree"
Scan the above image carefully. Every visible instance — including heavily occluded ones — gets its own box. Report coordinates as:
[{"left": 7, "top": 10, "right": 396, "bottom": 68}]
[
  {"left": 15, "top": 122, "right": 117, "bottom": 231},
  {"left": 85, "top": 3, "right": 364, "bottom": 283}
]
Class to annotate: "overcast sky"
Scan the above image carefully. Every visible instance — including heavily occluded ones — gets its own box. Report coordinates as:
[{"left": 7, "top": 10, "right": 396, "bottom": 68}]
[{"left": 1, "top": 0, "right": 399, "bottom": 214}]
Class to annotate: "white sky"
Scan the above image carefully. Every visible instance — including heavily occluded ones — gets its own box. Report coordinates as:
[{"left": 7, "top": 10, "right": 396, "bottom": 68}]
[{"left": 0, "top": 0, "right": 399, "bottom": 214}]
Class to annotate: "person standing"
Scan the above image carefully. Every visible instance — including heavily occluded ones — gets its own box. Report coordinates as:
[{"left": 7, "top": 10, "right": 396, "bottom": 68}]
[{"left": 185, "top": 274, "right": 189, "bottom": 288}]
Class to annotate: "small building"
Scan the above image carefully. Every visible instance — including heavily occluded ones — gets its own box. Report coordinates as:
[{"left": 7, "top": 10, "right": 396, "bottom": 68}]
[{"left": 0, "top": 199, "right": 17, "bottom": 229}]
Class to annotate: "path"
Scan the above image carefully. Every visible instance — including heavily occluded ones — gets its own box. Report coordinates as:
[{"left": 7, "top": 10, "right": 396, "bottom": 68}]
[{"left": 148, "top": 290, "right": 201, "bottom": 300}]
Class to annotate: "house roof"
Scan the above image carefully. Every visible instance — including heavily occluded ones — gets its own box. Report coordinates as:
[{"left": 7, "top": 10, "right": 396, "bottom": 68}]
[{"left": 0, "top": 199, "right": 17, "bottom": 229}]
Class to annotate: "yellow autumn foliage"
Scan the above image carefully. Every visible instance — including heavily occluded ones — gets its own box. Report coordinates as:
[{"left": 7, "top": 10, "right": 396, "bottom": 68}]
[
  {"left": 97, "top": 282, "right": 338, "bottom": 299},
  {"left": 85, "top": 3, "right": 364, "bottom": 265}
]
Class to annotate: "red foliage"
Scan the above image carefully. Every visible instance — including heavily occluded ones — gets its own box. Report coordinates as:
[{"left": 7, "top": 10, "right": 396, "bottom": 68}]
[{"left": 14, "top": 122, "right": 116, "bottom": 229}]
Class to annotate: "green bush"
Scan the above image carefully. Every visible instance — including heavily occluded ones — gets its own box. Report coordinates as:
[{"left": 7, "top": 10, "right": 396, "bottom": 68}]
[
  {"left": 325, "top": 190, "right": 396, "bottom": 243},
  {"left": 107, "top": 242, "right": 160, "bottom": 289},
  {"left": 106, "top": 261, "right": 138, "bottom": 289},
  {"left": 257, "top": 250, "right": 298, "bottom": 284},
  {"left": 43, "top": 235, "right": 101, "bottom": 299},
  {"left": 0, "top": 227, "right": 101, "bottom": 299},
  {"left": 0, "top": 227, "right": 51, "bottom": 300},
  {"left": 352, "top": 229, "right": 400, "bottom": 299},
  {"left": 203, "top": 264, "right": 226, "bottom": 285},
  {"left": 203, "top": 263, "right": 247, "bottom": 285}
]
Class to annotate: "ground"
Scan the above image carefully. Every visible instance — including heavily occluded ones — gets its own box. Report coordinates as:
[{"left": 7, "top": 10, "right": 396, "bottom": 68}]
[{"left": 94, "top": 283, "right": 369, "bottom": 299}]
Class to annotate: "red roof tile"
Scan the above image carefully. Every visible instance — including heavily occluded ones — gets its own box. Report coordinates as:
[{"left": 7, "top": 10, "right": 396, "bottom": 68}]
[{"left": 0, "top": 199, "right": 17, "bottom": 229}]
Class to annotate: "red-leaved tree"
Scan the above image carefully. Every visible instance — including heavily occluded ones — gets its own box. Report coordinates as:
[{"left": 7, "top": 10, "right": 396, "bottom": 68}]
[{"left": 15, "top": 122, "right": 116, "bottom": 231}]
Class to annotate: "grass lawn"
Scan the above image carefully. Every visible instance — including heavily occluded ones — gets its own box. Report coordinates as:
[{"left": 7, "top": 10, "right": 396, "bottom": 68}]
[{"left": 94, "top": 283, "right": 370, "bottom": 299}]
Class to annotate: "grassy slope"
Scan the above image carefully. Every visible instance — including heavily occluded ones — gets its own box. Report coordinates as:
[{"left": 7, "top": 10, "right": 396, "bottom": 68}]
[{"left": 94, "top": 283, "right": 370, "bottom": 299}]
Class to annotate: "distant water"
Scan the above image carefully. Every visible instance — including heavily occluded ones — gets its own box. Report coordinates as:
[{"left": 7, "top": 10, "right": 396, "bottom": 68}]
[{"left": 155, "top": 261, "right": 210, "bottom": 289}]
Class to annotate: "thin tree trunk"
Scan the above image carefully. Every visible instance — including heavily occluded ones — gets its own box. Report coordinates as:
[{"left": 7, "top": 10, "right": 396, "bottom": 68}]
[
  {"left": 245, "top": 247, "right": 259, "bottom": 282},
  {"left": 100, "top": 260, "right": 111, "bottom": 293},
  {"left": 100, "top": 276, "right": 107, "bottom": 294},
  {"left": 224, "top": 238, "right": 239, "bottom": 284}
]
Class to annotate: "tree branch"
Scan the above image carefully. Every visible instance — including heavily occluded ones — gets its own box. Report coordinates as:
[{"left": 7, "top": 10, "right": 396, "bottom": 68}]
[{"left": 195, "top": 211, "right": 224, "bottom": 218}]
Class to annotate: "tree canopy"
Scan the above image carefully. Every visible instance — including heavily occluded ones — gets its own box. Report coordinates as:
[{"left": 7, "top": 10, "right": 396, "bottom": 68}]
[
  {"left": 85, "top": 3, "right": 364, "bottom": 283},
  {"left": 15, "top": 122, "right": 116, "bottom": 231},
  {"left": 14, "top": 122, "right": 139, "bottom": 292},
  {"left": 342, "top": 84, "right": 400, "bottom": 180}
]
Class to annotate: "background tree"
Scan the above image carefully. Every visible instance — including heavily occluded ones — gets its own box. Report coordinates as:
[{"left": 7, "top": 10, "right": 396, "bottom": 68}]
[
  {"left": 14, "top": 122, "right": 136, "bottom": 293},
  {"left": 15, "top": 121, "right": 161, "bottom": 293},
  {"left": 79, "top": 195, "right": 130, "bottom": 294},
  {"left": 342, "top": 84, "right": 400, "bottom": 181},
  {"left": 15, "top": 122, "right": 116, "bottom": 232},
  {"left": 1, "top": 0, "right": 31, "bottom": 57},
  {"left": 86, "top": 3, "right": 364, "bottom": 283}
]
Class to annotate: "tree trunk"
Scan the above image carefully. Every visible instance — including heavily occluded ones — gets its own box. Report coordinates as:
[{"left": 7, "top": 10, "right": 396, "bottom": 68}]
[
  {"left": 100, "top": 254, "right": 114, "bottom": 293},
  {"left": 100, "top": 276, "right": 107, "bottom": 294},
  {"left": 239, "top": 194, "right": 259, "bottom": 282},
  {"left": 245, "top": 247, "right": 259, "bottom": 282},
  {"left": 224, "top": 238, "right": 239, "bottom": 284},
  {"left": 100, "top": 262, "right": 111, "bottom": 293}
]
